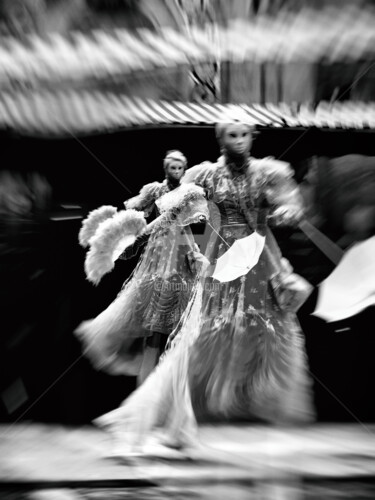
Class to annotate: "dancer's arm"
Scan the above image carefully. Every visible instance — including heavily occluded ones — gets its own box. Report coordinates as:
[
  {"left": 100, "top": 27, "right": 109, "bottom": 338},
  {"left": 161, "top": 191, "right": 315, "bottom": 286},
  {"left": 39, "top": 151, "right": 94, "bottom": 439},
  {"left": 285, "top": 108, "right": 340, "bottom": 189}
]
[
  {"left": 118, "top": 182, "right": 161, "bottom": 260},
  {"left": 256, "top": 158, "right": 305, "bottom": 226},
  {"left": 192, "top": 162, "right": 215, "bottom": 201},
  {"left": 124, "top": 182, "right": 162, "bottom": 217}
]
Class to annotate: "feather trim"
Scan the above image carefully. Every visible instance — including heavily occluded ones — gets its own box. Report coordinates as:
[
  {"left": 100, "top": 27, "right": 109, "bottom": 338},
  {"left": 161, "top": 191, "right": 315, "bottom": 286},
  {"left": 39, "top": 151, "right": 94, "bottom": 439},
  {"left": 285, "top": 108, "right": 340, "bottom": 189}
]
[
  {"left": 156, "top": 183, "right": 205, "bottom": 214},
  {"left": 79, "top": 205, "right": 118, "bottom": 248},
  {"left": 84, "top": 209, "right": 146, "bottom": 285},
  {"left": 252, "top": 157, "right": 293, "bottom": 185},
  {"left": 146, "top": 184, "right": 207, "bottom": 233},
  {"left": 182, "top": 162, "right": 213, "bottom": 184},
  {"left": 124, "top": 182, "right": 161, "bottom": 215}
]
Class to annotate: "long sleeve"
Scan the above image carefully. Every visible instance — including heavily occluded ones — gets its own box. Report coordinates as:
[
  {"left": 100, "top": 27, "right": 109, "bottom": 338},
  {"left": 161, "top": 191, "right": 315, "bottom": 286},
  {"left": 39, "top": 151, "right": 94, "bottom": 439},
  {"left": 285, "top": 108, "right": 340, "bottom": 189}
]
[
  {"left": 268, "top": 177, "right": 304, "bottom": 226},
  {"left": 124, "top": 182, "right": 162, "bottom": 217},
  {"left": 184, "top": 162, "right": 215, "bottom": 201},
  {"left": 253, "top": 158, "right": 305, "bottom": 226}
]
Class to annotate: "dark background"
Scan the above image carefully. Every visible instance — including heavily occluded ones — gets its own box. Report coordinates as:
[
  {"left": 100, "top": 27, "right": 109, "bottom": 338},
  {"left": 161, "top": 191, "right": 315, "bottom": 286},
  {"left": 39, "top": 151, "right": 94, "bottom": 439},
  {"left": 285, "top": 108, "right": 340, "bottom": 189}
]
[{"left": 1, "top": 125, "right": 374, "bottom": 424}]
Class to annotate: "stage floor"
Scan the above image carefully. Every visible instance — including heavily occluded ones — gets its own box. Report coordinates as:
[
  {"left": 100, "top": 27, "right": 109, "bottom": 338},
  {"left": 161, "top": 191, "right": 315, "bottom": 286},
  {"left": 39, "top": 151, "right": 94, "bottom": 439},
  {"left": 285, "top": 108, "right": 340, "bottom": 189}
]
[{"left": 0, "top": 422, "right": 374, "bottom": 499}]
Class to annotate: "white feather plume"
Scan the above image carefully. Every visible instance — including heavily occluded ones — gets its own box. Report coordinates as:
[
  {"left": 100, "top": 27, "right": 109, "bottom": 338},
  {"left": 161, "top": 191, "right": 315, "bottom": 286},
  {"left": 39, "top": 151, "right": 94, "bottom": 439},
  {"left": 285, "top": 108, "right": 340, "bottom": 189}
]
[
  {"left": 156, "top": 183, "right": 205, "bottom": 213},
  {"left": 79, "top": 205, "right": 118, "bottom": 248},
  {"left": 84, "top": 209, "right": 146, "bottom": 285}
]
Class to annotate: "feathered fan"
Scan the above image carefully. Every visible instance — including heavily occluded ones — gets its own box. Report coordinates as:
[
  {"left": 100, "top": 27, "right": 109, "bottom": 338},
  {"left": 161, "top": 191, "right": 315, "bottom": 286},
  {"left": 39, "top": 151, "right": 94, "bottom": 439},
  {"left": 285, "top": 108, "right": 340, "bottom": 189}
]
[{"left": 83, "top": 209, "right": 147, "bottom": 285}]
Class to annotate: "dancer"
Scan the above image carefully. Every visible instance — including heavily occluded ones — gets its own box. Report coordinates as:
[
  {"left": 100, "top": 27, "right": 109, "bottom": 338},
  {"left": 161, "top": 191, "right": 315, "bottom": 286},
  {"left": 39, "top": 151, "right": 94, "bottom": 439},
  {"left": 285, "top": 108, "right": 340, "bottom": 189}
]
[
  {"left": 94, "top": 120, "right": 315, "bottom": 455},
  {"left": 75, "top": 150, "right": 208, "bottom": 384}
]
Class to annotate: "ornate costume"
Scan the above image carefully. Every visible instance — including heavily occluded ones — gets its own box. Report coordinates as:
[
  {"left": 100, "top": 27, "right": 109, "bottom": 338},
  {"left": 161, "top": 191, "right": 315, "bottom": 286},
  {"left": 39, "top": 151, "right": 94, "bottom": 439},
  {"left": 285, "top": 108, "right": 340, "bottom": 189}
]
[
  {"left": 75, "top": 152, "right": 208, "bottom": 379},
  {"left": 93, "top": 123, "right": 315, "bottom": 452}
]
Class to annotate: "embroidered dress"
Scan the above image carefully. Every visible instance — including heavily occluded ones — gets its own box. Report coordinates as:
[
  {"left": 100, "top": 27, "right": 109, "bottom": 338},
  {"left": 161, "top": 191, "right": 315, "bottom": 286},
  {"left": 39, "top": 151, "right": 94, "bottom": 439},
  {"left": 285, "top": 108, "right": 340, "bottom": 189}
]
[
  {"left": 94, "top": 157, "right": 315, "bottom": 449},
  {"left": 75, "top": 180, "right": 207, "bottom": 376}
]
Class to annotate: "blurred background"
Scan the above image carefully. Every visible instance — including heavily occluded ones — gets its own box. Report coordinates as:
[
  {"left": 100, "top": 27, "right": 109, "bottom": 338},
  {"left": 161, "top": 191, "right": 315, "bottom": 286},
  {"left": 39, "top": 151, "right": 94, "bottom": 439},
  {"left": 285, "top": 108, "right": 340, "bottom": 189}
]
[{"left": 0, "top": 0, "right": 375, "bottom": 428}]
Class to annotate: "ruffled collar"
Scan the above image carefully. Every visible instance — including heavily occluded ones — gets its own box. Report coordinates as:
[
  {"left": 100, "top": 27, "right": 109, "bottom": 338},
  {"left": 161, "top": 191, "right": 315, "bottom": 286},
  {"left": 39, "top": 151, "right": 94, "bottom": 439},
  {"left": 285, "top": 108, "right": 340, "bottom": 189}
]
[{"left": 217, "top": 155, "right": 253, "bottom": 179}]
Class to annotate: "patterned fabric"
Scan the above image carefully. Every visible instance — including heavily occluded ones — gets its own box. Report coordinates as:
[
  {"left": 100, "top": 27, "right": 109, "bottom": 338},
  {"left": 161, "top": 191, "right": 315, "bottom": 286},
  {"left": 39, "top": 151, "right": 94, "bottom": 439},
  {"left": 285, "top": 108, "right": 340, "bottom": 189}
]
[
  {"left": 187, "top": 157, "right": 313, "bottom": 420},
  {"left": 94, "top": 156, "right": 314, "bottom": 449},
  {"left": 118, "top": 179, "right": 176, "bottom": 260},
  {"left": 75, "top": 181, "right": 204, "bottom": 376}
]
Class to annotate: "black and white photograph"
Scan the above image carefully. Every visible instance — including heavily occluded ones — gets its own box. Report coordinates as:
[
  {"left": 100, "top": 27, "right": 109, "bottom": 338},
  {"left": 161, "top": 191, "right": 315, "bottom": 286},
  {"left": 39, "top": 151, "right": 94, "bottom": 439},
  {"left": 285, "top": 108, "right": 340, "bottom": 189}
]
[{"left": 1, "top": 1, "right": 375, "bottom": 499}]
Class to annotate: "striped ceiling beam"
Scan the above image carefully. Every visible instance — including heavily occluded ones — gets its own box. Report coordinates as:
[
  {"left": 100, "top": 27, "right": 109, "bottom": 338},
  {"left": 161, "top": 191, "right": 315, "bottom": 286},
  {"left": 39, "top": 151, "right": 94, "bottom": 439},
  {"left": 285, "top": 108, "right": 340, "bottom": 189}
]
[{"left": 1, "top": 91, "right": 375, "bottom": 136}]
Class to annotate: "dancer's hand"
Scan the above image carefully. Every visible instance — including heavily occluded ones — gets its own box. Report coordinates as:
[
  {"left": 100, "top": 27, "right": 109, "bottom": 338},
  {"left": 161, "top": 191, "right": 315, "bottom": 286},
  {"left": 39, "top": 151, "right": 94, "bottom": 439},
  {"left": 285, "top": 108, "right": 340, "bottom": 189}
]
[{"left": 192, "top": 251, "right": 210, "bottom": 269}]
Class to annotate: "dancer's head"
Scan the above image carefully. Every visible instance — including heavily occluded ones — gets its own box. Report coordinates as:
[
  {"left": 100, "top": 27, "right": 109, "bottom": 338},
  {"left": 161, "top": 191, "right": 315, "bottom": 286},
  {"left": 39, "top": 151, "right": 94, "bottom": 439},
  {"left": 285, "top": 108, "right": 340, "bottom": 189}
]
[
  {"left": 163, "top": 150, "right": 187, "bottom": 182},
  {"left": 215, "top": 120, "right": 256, "bottom": 159},
  {"left": 215, "top": 108, "right": 258, "bottom": 161}
]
